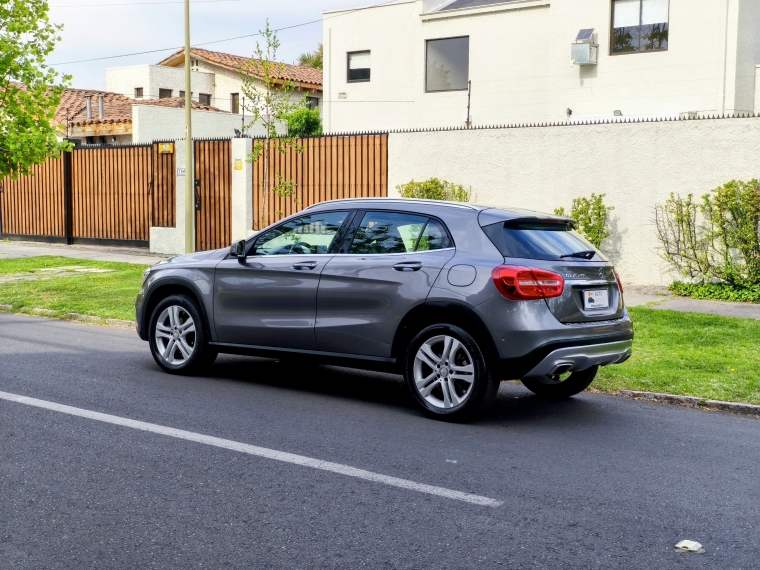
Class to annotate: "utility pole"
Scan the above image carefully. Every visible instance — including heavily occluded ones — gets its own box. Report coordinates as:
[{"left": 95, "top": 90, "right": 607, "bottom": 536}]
[{"left": 183, "top": 0, "right": 194, "bottom": 253}]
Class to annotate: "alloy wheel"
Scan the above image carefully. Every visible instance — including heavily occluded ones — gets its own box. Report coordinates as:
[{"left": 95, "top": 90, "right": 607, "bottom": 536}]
[
  {"left": 155, "top": 305, "right": 196, "bottom": 366},
  {"left": 413, "top": 335, "right": 475, "bottom": 409}
]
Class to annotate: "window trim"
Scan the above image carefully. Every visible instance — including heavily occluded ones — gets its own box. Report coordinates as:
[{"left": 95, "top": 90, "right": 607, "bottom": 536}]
[
  {"left": 338, "top": 209, "right": 455, "bottom": 255},
  {"left": 246, "top": 209, "right": 357, "bottom": 257},
  {"left": 425, "top": 35, "right": 470, "bottom": 94},
  {"left": 134, "top": 87, "right": 144, "bottom": 99},
  {"left": 346, "top": 50, "right": 371, "bottom": 83},
  {"left": 609, "top": 0, "right": 670, "bottom": 56}
]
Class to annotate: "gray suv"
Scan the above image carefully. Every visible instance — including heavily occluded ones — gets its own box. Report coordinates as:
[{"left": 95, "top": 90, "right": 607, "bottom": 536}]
[{"left": 136, "top": 198, "right": 633, "bottom": 420}]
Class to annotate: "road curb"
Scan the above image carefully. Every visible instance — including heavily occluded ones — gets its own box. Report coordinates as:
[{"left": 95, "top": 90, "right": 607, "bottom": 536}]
[{"left": 619, "top": 390, "right": 760, "bottom": 418}]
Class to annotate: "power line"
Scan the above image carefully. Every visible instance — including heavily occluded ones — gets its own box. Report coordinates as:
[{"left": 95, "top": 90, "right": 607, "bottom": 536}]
[
  {"left": 53, "top": 0, "right": 240, "bottom": 7},
  {"left": 49, "top": 0, "right": 404, "bottom": 65}
]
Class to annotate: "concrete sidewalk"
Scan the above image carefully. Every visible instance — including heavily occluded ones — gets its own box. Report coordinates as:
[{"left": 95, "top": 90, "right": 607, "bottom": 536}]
[
  {"left": 0, "top": 240, "right": 168, "bottom": 265},
  {"left": 625, "top": 287, "right": 760, "bottom": 320}
]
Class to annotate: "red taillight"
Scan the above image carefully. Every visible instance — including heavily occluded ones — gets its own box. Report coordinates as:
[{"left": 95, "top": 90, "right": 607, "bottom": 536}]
[
  {"left": 491, "top": 265, "right": 565, "bottom": 300},
  {"left": 615, "top": 271, "right": 624, "bottom": 295}
]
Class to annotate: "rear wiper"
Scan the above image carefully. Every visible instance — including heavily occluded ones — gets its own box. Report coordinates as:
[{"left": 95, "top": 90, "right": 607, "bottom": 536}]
[{"left": 560, "top": 250, "right": 596, "bottom": 260}]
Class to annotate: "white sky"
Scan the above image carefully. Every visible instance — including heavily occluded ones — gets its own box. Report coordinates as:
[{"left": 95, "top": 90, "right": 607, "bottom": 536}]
[{"left": 47, "top": 0, "right": 375, "bottom": 91}]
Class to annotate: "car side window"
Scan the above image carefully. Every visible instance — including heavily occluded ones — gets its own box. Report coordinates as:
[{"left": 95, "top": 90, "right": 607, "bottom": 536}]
[
  {"left": 252, "top": 211, "right": 349, "bottom": 256},
  {"left": 349, "top": 211, "right": 428, "bottom": 254},
  {"left": 416, "top": 219, "right": 452, "bottom": 251}
]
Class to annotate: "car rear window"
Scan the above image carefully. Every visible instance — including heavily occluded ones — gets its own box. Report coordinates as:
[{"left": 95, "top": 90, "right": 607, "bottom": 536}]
[{"left": 481, "top": 220, "right": 607, "bottom": 261}]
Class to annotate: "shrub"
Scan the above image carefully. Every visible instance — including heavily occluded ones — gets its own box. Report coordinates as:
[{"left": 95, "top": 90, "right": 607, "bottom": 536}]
[
  {"left": 554, "top": 193, "right": 613, "bottom": 249},
  {"left": 285, "top": 108, "right": 322, "bottom": 138},
  {"left": 654, "top": 180, "right": 760, "bottom": 285},
  {"left": 396, "top": 178, "right": 471, "bottom": 202},
  {"left": 669, "top": 281, "right": 760, "bottom": 303}
]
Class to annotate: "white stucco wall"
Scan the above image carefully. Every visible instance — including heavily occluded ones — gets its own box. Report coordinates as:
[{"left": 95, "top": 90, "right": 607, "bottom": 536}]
[
  {"left": 132, "top": 105, "right": 266, "bottom": 143},
  {"left": 106, "top": 65, "right": 214, "bottom": 101},
  {"left": 324, "top": 0, "right": 760, "bottom": 132},
  {"left": 387, "top": 116, "right": 760, "bottom": 287}
]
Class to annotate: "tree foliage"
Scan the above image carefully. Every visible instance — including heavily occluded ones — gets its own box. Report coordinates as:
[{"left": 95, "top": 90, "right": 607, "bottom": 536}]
[
  {"left": 655, "top": 180, "right": 760, "bottom": 285},
  {"left": 0, "top": 0, "right": 70, "bottom": 180},
  {"left": 554, "top": 193, "right": 613, "bottom": 249},
  {"left": 297, "top": 44, "right": 323, "bottom": 70},
  {"left": 285, "top": 107, "right": 322, "bottom": 138},
  {"left": 241, "top": 20, "right": 309, "bottom": 228},
  {"left": 396, "top": 178, "right": 471, "bottom": 202}
]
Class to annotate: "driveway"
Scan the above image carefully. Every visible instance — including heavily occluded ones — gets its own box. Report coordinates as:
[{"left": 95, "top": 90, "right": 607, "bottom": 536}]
[{"left": 1, "top": 313, "right": 758, "bottom": 569}]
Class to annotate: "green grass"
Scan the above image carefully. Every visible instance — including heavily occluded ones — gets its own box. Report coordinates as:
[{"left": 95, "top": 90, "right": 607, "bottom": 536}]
[
  {"left": 596, "top": 307, "right": 760, "bottom": 405},
  {"left": 1, "top": 257, "right": 759, "bottom": 405},
  {"left": 0, "top": 256, "right": 148, "bottom": 321}
]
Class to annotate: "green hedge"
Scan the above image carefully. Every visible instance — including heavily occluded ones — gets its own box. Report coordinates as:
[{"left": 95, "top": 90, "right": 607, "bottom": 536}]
[{"left": 669, "top": 281, "right": 760, "bottom": 304}]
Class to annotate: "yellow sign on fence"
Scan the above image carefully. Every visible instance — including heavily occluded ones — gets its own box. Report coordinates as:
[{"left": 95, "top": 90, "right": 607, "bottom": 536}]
[{"left": 158, "top": 143, "right": 174, "bottom": 154}]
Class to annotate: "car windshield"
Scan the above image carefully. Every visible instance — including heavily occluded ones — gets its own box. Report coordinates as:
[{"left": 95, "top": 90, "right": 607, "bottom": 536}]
[{"left": 482, "top": 220, "right": 607, "bottom": 262}]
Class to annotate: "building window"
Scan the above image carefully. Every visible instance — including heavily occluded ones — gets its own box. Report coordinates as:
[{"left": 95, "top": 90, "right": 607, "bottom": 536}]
[
  {"left": 426, "top": 37, "right": 469, "bottom": 92},
  {"left": 159, "top": 88, "right": 172, "bottom": 99},
  {"left": 134, "top": 87, "right": 143, "bottom": 99},
  {"left": 199, "top": 93, "right": 211, "bottom": 106},
  {"left": 611, "top": 0, "right": 669, "bottom": 54},
  {"left": 347, "top": 51, "right": 370, "bottom": 83},
  {"left": 231, "top": 93, "right": 240, "bottom": 114},
  {"left": 306, "top": 96, "right": 319, "bottom": 110},
  {"left": 179, "top": 91, "right": 193, "bottom": 98}
]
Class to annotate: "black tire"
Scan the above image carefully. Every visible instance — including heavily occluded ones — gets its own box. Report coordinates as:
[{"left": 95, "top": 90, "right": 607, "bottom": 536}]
[
  {"left": 520, "top": 366, "right": 599, "bottom": 399},
  {"left": 148, "top": 294, "right": 216, "bottom": 375},
  {"left": 404, "top": 324, "right": 499, "bottom": 421}
]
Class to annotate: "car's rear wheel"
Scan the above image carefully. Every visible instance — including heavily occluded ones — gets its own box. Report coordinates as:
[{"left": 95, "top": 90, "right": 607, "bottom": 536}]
[
  {"left": 520, "top": 366, "right": 598, "bottom": 399},
  {"left": 149, "top": 294, "right": 217, "bottom": 374},
  {"left": 404, "top": 324, "right": 499, "bottom": 421}
]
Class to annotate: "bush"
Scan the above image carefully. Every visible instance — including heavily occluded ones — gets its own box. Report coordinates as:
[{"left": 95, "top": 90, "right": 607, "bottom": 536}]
[
  {"left": 654, "top": 180, "right": 760, "bottom": 286},
  {"left": 669, "top": 281, "right": 760, "bottom": 303},
  {"left": 396, "top": 178, "right": 471, "bottom": 202},
  {"left": 554, "top": 193, "right": 613, "bottom": 249},
  {"left": 285, "top": 108, "right": 322, "bottom": 138}
]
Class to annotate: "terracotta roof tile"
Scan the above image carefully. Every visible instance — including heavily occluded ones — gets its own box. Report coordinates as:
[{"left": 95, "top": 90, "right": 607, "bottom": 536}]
[
  {"left": 157, "top": 47, "right": 323, "bottom": 88},
  {"left": 57, "top": 89, "right": 224, "bottom": 127}
]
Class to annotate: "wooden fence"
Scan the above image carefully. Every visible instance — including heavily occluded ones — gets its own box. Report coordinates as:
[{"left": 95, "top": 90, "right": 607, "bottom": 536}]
[
  {"left": 0, "top": 159, "right": 65, "bottom": 237},
  {"left": 194, "top": 139, "right": 232, "bottom": 251},
  {"left": 252, "top": 134, "right": 388, "bottom": 228},
  {"left": 0, "top": 142, "right": 176, "bottom": 246}
]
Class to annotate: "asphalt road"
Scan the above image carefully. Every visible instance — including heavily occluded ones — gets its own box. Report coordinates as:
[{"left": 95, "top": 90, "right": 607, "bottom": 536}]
[{"left": 1, "top": 312, "right": 758, "bottom": 569}]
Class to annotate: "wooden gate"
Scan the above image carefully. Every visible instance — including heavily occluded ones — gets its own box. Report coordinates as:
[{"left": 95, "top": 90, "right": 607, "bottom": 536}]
[
  {"left": 0, "top": 159, "right": 65, "bottom": 238},
  {"left": 71, "top": 145, "right": 153, "bottom": 243},
  {"left": 252, "top": 134, "right": 388, "bottom": 228},
  {"left": 194, "top": 139, "right": 232, "bottom": 251}
]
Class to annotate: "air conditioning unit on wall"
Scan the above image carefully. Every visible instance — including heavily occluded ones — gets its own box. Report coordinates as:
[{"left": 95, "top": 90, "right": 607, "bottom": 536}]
[{"left": 572, "top": 29, "right": 598, "bottom": 66}]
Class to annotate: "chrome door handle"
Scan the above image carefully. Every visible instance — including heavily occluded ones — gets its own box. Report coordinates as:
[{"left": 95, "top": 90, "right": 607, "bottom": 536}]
[
  {"left": 393, "top": 261, "right": 422, "bottom": 272},
  {"left": 292, "top": 261, "right": 318, "bottom": 270}
]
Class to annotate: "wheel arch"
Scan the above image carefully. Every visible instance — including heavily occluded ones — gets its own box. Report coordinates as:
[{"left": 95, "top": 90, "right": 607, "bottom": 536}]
[
  {"left": 143, "top": 278, "right": 213, "bottom": 340},
  {"left": 391, "top": 301, "right": 499, "bottom": 364}
]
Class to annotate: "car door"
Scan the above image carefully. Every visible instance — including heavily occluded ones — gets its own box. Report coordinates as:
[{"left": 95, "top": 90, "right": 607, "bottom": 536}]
[
  {"left": 315, "top": 210, "right": 456, "bottom": 357},
  {"left": 213, "top": 210, "right": 354, "bottom": 350}
]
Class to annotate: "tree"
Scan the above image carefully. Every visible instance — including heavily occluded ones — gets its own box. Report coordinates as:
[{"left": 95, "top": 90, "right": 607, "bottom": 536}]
[
  {"left": 297, "top": 44, "right": 323, "bottom": 70},
  {"left": 241, "top": 20, "right": 309, "bottom": 229},
  {"left": 285, "top": 107, "right": 322, "bottom": 138},
  {"left": 0, "top": 0, "right": 70, "bottom": 180}
]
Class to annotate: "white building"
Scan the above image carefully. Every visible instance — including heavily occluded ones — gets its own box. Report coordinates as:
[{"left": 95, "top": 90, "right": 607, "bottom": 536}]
[
  {"left": 106, "top": 47, "right": 323, "bottom": 118},
  {"left": 322, "top": 0, "right": 760, "bottom": 132}
]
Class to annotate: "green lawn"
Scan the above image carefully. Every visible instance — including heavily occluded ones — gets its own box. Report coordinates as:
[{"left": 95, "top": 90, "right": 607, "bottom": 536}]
[
  {"left": 596, "top": 307, "right": 760, "bottom": 405},
  {"left": 0, "top": 256, "right": 148, "bottom": 321},
  {"left": 1, "top": 256, "right": 759, "bottom": 405}
]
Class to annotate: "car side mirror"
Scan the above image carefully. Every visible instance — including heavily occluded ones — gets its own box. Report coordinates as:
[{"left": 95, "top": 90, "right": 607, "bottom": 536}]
[{"left": 230, "top": 239, "right": 246, "bottom": 260}]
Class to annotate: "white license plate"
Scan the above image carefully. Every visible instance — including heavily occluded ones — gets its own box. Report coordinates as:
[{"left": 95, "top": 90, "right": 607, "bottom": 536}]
[{"left": 583, "top": 289, "right": 609, "bottom": 310}]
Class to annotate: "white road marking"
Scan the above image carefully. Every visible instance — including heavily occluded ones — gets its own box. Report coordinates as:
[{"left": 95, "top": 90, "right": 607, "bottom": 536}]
[{"left": 0, "top": 390, "right": 502, "bottom": 508}]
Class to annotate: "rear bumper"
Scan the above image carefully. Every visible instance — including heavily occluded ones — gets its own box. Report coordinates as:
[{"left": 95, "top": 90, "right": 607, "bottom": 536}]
[
  {"left": 495, "top": 332, "right": 633, "bottom": 380},
  {"left": 522, "top": 339, "right": 632, "bottom": 378}
]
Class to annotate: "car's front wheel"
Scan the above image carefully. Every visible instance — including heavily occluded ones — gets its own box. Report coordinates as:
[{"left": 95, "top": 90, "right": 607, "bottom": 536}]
[
  {"left": 149, "top": 294, "right": 217, "bottom": 374},
  {"left": 520, "top": 366, "right": 598, "bottom": 399},
  {"left": 404, "top": 324, "right": 499, "bottom": 421}
]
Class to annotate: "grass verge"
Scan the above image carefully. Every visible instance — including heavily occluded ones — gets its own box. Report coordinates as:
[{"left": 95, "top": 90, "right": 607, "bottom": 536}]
[
  {"left": 1, "top": 257, "right": 758, "bottom": 405},
  {"left": 596, "top": 307, "right": 760, "bottom": 405},
  {"left": 0, "top": 256, "right": 148, "bottom": 322}
]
